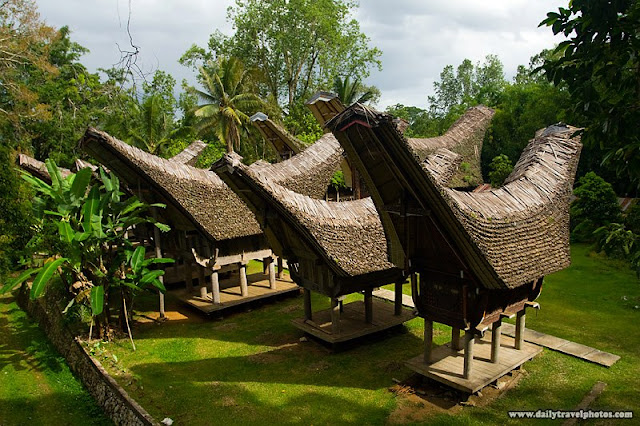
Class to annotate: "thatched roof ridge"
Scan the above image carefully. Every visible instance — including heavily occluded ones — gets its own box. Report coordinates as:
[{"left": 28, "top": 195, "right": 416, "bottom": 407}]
[
  {"left": 407, "top": 106, "right": 494, "bottom": 187},
  {"left": 422, "top": 149, "right": 462, "bottom": 186},
  {"left": 216, "top": 152, "right": 395, "bottom": 277},
  {"left": 169, "top": 140, "right": 207, "bottom": 166},
  {"left": 250, "top": 112, "right": 306, "bottom": 155},
  {"left": 79, "top": 128, "right": 262, "bottom": 242},
  {"left": 17, "top": 154, "right": 72, "bottom": 183},
  {"left": 247, "top": 132, "right": 343, "bottom": 198},
  {"left": 328, "top": 104, "right": 582, "bottom": 290}
]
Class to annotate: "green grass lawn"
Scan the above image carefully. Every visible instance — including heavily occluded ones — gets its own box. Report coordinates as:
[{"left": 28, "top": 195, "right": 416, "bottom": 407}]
[
  {"left": 0, "top": 293, "right": 111, "bottom": 425},
  {"left": 3, "top": 245, "right": 639, "bottom": 425}
]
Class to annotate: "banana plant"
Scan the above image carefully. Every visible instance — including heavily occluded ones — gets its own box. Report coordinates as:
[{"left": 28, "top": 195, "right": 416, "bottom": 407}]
[{"left": 2, "top": 159, "right": 173, "bottom": 341}]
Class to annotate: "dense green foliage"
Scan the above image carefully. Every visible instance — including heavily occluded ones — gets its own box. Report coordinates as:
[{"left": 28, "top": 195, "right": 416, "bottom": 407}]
[
  {"left": 180, "top": 0, "right": 381, "bottom": 139},
  {"left": 540, "top": 0, "right": 640, "bottom": 190},
  {"left": 1, "top": 161, "right": 172, "bottom": 340},
  {"left": 487, "top": 154, "right": 513, "bottom": 188},
  {"left": 570, "top": 172, "right": 622, "bottom": 242},
  {"left": 189, "top": 57, "right": 264, "bottom": 153}
]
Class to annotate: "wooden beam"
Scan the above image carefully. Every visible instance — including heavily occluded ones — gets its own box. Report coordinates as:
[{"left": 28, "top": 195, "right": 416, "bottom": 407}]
[
  {"left": 463, "top": 330, "right": 474, "bottom": 379},
  {"left": 303, "top": 288, "right": 312, "bottom": 321},
  {"left": 331, "top": 297, "right": 340, "bottom": 334},
  {"left": 277, "top": 257, "right": 284, "bottom": 279},
  {"left": 364, "top": 288, "right": 373, "bottom": 324},
  {"left": 210, "top": 270, "right": 220, "bottom": 304},
  {"left": 515, "top": 310, "right": 526, "bottom": 350},
  {"left": 394, "top": 281, "right": 403, "bottom": 316},
  {"left": 491, "top": 318, "right": 502, "bottom": 363},
  {"left": 451, "top": 327, "right": 461, "bottom": 351},
  {"left": 268, "top": 258, "right": 276, "bottom": 289},
  {"left": 152, "top": 210, "right": 165, "bottom": 318},
  {"left": 424, "top": 319, "right": 434, "bottom": 364},
  {"left": 198, "top": 265, "right": 207, "bottom": 298},
  {"left": 239, "top": 263, "right": 249, "bottom": 297}
]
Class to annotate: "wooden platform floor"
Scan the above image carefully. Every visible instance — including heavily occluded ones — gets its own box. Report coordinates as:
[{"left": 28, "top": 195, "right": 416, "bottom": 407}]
[
  {"left": 173, "top": 273, "right": 299, "bottom": 314},
  {"left": 406, "top": 333, "right": 542, "bottom": 394},
  {"left": 291, "top": 298, "right": 416, "bottom": 344}
]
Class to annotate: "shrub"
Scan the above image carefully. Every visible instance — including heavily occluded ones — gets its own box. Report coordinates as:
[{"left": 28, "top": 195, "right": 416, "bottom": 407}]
[
  {"left": 487, "top": 154, "right": 513, "bottom": 187},
  {"left": 570, "top": 172, "right": 622, "bottom": 242}
]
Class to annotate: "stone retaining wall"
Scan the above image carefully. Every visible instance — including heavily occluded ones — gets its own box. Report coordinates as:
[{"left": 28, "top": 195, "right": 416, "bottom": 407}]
[{"left": 17, "top": 285, "right": 158, "bottom": 426}]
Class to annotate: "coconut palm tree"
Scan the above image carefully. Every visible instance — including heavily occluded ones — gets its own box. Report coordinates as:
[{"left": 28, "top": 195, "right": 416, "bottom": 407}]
[
  {"left": 128, "top": 93, "right": 177, "bottom": 156},
  {"left": 332, "top": 75, "right": 377, "bottom": 106},
  {"left": 190, "top": 57, "right": 263, "bottom": 153}
]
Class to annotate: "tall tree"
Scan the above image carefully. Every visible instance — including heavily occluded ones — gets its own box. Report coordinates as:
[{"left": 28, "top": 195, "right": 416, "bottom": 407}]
[
  {"left": 540, "top": 0, "right": 640, "bottom": 188},
  {"left": 180, "top": 0, "right": 381, "bottom": 112},
  {"left": 189, "top": 56, "right": 263, "bottom": 153}
]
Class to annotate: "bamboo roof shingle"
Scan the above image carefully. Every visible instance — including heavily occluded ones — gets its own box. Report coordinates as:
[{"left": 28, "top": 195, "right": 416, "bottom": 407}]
[
  {"left": 250, "top": 113, "right": 306, "bottom": 156},
  {"left": 246, "top": 132, "right": 343, "bottom": 199},
  {"left": 215, "top": 152, "right": 396, "bottom": 277},
  {"left": 406, "top": 106, "right": 495, "bottom": 187},
  {"left": 328, "top": 104, "right": 582, "bottom": 290},
  {"left": 17, "top": 154, "right": 72, "bottom": 183},
  {"left": 168, "top": 140, "right": 208, "bottom": 166},
  {"left": 79, "top": 128, "right": 262, "bottom": 242}
]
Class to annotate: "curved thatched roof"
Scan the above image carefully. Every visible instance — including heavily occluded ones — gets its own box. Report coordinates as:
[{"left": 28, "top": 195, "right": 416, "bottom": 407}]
[
  {"left": 79, "top": 128, "right": 262, "bottom": 242},
  {"left": 216, "top": 152, "right": 395, "bottom": 277},
  {"left": 246, "top": 132, "right": 343, "bottom": 199},
  {"left": 16, "top": 154, "right": 72, "bottom": 183},
  {"left": 169, "top": 140, "right": 207, "bottom": 166},
  {"left": 328, "top": 104, "right": 582, "bottom": 290},
  {"left": 406, "top": 106, "right": 494, "bottom": 187}
]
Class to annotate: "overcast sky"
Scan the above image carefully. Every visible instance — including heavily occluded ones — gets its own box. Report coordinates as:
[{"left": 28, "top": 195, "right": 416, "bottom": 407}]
[{"left": 35, "top": 0, "right": 568, "bottom": 110}]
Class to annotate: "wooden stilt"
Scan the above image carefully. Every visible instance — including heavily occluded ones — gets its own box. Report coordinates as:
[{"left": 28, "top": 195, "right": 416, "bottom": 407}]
[
  {"left": 424, "top": 319, "right": 433, "bottom": 364},
  {"left": 331, "top": 297, "right": 340, "bottom": 334},
  {"left": 303, "top": 288, "right": 312, "bottom": 321},
  {"left": 463, "top": 330, "right": 474, "bottom": 379},
  {"left": 152, "top": 210, "right": 165, "bottom": 318},
  {"left": 277, "top": 257, "right": 284, "bottom": 279},
  {"left": 210, "top": 270, "right": 220, "bottom": 304},
  {"left": 451, "top": 327, "right": 461, "bottom": 351},
  {"left": 491, "top": 318, "right": 502, "bottom": 363},
  {"left": 515, "top": 310, "right": 526, "bottom": 350},
  {"left": 198, "top": 264, "right": 207, "bottom": 298},
  {"left": 239, "top": 263, "right": 248, "bottom": 297},
  {"left": 268, "top": 258, "right": 276, "bottom": 289},
  {"left": 364, "top": 288, "right": 373, "bottom": 324},
  {"left": 394, "top": 281, "right": 403, "bottom": 316},
  {"left": 184, "top": 256, "right": 193, "bottom": 292}
]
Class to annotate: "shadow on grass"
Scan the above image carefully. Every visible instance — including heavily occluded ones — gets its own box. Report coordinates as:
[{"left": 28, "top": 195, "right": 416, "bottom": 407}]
[
  {"left": 0, "top": 295, "right": 66, "bottom": 374},
  {"left": 0, "top": 392, "right": 111, "bottom": 426}
]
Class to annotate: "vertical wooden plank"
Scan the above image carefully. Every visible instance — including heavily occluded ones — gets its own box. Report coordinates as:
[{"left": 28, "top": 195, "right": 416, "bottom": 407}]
[
  {"left": 198, "top": 264, "right": 207, "bottom": 298},
  {"left": 331, "top": 297, "right": 340, "bottom": 335},
  {"left": 516, "top": 310, "right": 526, "bottom": 350},
  {"left": 451, "top": 327, "right": 461, "bottom": 351},
  {"left": 210, "top": 270, "right": 220, "bottom": 304},
  {"left": 303, "top": 288, "right": 312, "bottom": 321},
  {"left": 268, "top": 258, "right": 276, "bottom": 289},
  {"left": 394, "top": 281, "right": 403, "bottom": 316},
  {"left": 152, "top": 210, "right": 165, "bottom": 318},
  {"left": 364, "top": 288, "right": 373, "bottom": 324},
  {"left": 239, "top": 263, "right": 249, "bottom": 297},
  {"left": 277, "top": 257, "right": 284, "bottom": 279},
  {"left": 424, "top": 319, "right": 433, "bottom": 364},
  {"left": 463, "top": 330, "right": 474, "bottom": 379},
  {"left": 184, "top": 257, "right": 193, "bottom": 292},
  {"left": 491, "top": 319, "right": 502, "bottom": 363}
]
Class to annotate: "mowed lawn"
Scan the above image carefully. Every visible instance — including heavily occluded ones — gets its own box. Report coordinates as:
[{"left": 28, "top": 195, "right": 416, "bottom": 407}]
[
  {"left": 0, "top": 293, "right": 111, "bottom": 425},
  {"left": 2, "top": 244, "right": 639, "bottom": 424}
]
